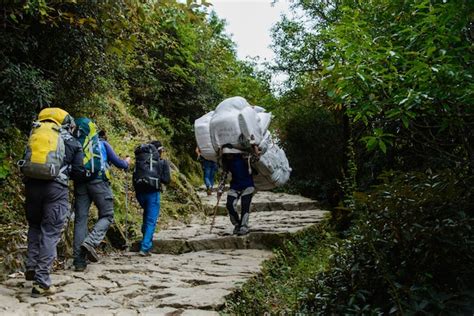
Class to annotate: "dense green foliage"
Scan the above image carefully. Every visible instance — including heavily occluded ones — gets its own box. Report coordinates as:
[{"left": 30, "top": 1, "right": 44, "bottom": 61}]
[
  {"left": 303, "top": 171, "right": 474, "bottom": 314},
  {"left": 227, "top": 0, "right": 474, "bottom": 313},
  {"left": 0, "top": 0, "right": 273, "bottom": 275},
  {"left": 272, "top": 84, "right": 344, "bottom": 202},
  {"left": 1, "top": 0, "right": 473, "bottom": 312},
  {"left": 0, "top": 0, "right": 273, "bottom": 212}
]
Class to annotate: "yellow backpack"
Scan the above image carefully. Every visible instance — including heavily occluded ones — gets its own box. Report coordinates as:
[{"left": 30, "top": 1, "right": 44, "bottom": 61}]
[{"left": 19, "top": 108, "right": 70, "bottom": 181}]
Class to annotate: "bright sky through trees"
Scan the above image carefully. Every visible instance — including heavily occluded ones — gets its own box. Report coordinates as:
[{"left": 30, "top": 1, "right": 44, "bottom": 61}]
[
  {"left": 209, "top": 0, "right": 291, "bottom": 90},
  {"left": 210, "top": 0, "right": 291, "bottom": 62}
]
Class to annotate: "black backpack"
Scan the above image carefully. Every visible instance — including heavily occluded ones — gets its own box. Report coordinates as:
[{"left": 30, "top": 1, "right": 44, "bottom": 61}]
[{"left": 133, "top": 144, "right": 162, "bottom": 192}]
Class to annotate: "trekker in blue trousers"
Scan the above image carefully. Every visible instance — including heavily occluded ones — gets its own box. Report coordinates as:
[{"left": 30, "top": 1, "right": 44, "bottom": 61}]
[
  {"left": 133, "top": 140, "right": 171, "bottom": 256},
  {"left": 196, "top": 146, "right": 218, "bottom": 195},
  {"left": 203, "top": 159, "right": 218, "bottom": 194},
  {"left": 136, "top": 191, "right": 160, "bottom": 253}
]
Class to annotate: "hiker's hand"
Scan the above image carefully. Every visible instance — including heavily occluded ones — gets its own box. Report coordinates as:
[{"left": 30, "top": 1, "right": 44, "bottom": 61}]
[{"left": 125, "top": 156, "right": 131, "bottom": 165}]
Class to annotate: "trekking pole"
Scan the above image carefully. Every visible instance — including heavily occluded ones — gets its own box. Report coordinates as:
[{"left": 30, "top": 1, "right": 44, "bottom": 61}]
[
  {"left": 210, "top": 172, "right": 227, "bottom": 233},
  {"left": 62, "top": 197, "right": 74, "bottom": 269},
  {"left": 124, "top": 169, "right": 130, "bottom": 251}
]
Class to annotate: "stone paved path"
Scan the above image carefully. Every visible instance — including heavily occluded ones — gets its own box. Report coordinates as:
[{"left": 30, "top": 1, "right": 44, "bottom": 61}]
[{"left": 0, "top": 190, "right": 328, "bottom": 315}]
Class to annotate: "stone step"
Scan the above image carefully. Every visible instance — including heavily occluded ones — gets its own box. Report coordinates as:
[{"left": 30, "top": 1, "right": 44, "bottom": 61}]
[
  {"left": 199, "top": 190, "right": 320, "bottom": 215},
  {"left": 134, "top": 209, "right": 328, "bottom": 254}
]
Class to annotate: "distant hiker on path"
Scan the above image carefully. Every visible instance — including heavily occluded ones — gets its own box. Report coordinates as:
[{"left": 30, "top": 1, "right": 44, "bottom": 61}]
[
  {"left": 219, "top": 145, "right": 255, "bottom": 235},
  {"left": 133, "top": 140, "right": 171, "bottom": 256},
  {"left": 19, "top": 108, "right": 86, "bottom": 297},
  {"left": 72, "top": 121, "right": 130, "bottom": 271},
  {"left": 195, "top": 146, "right": 218, "bottom": 195}
]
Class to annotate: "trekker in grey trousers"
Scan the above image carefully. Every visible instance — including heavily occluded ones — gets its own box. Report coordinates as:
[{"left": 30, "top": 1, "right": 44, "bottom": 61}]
[
  {"left": 22, "top": 112, "right": 86, "bottom": 297},
  {"left": 73, "top": 132, "right": 130, "bottom": 271}
]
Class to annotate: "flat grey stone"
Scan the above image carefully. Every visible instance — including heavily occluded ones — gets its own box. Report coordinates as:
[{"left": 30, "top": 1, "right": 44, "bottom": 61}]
[{"left": 0, "top": 293, "right": 20, "bottom": 307}]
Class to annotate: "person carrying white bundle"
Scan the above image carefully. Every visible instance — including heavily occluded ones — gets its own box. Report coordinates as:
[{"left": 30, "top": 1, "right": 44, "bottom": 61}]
[{"left": 218, "top": 144, "right": 259, "bottom": 235}]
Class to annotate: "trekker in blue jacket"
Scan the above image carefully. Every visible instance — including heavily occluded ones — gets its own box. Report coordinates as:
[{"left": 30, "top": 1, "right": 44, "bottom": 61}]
[
  {"left": 133, "top": 140, "right": 171, "bottom": 256},
  {"left": 219, "top": 146, "right": 255, "bottom": 235},
  {"left": 73, "top": 128, "right": 130, "bottom": 271}
]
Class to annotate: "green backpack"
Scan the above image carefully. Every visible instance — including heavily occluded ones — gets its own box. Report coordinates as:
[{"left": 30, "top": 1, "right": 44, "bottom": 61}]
[{"left": 75, "top": 118, "right": 109, "bottom": 180}]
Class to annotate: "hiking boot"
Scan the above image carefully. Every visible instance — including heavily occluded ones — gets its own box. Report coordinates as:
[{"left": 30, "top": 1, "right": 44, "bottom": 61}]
[
  {"left": 81, "top": 243, "right": 99, "bottom": 263},
  {"left": 233, "top": 225, "right": 240, "bottom": 235},
  {"left": 31, "top": 283, "right": 56, "bottom": 298},
  {"left": 138, "top": 250, "right": 151, "bottom": 257},
  {"left": 74, "top": 265, "right": 87, "bottom": 272},
  {"left": 25, "top": 270, "right": 35, "bottom": 281},
  {"left": 237, "top": 225, "right": 249, "bottom": 236},
  {"left": 206, "top": 188, "right": 212, "bottom": 196}
]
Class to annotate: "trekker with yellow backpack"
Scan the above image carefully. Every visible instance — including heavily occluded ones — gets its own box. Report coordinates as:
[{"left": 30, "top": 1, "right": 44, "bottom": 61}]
[
  {"left": 72, "top": 119, "right": 130, "bottom": 271},
  {"left": 18, "top": 107, "right": 86, "bottom": 297}
]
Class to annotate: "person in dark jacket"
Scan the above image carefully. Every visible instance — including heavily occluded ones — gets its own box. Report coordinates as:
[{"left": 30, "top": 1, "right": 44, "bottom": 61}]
[
  {"left": 72, "top": 130, "right": 130, "bottom": 271},
  {"left": 133, "top": 140, "right": 171, "bottom": 256},
  {"left": 219, "top": 146, "right": 255, "bottom": 235},
  {"left": 23, "top": 113, "right": 86, "bottom": 297}
]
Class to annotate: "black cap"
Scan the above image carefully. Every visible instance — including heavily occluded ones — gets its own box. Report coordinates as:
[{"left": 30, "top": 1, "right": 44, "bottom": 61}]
[{"left": 151, "top": 140, "right": 164, "bottom": 151}]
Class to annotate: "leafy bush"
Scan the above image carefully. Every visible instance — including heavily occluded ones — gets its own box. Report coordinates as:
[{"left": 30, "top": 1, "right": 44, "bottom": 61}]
[
  {"left": 301, "top": 170, "right": 474, "bottom": 314},
  {"left": 274, "top": 87, "right": 344, "bottom": 202},
  {"left": 0, "top": 62, "right": 53, "bottom": 134}
]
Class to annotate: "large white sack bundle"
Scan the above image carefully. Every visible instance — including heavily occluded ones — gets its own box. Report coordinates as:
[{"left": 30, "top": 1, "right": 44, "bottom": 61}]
[
  {"left": 210, "top": 97, "right": 263, "bottom": 150},
  {"left": 194, "top": 111, "right": 218, "bottom": 161},
  {"left": 239, "top": 106, "right": 262, "bottom": 143},
  {"left": 214, "top": 96, "right": 249, "bottom": 113},
  {"left": 253, "top": 173, "right": 278, "bottom": 191},
  {"left": 253, "top": 105, "right": 266, "bottom": 113},
  {"left": 257, "top": 112, "right": 272, "bottom": 134},
  {"left": 258, "top": 131, "right": 272, "bottom": 155},
  {"left": 252, "top": 141, "right": 291, "bottom": 190}
]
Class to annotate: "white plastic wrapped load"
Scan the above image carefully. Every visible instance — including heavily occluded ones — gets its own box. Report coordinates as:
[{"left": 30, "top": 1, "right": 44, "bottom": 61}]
[
  {"left": 194, "top": 111, "right": 218, "bottom": 161},
  {"left": 258, "top": 131, "right": 272, "bottom": 155},
  {"left": 239, "top": 106, "right": 263, "bottom": 144},
  {"left": 210, "top": 97, "right": 263, "bottom": 150},
  {"left": 252, "top": 140, "right": 291, "bottom": 190},
  {"left": 210, "top": 108, "right": 243, "bottom": 150},
  {"left": 257, "top": 112, "right": 272, "bottom": 133},
  {"left": 214, "top": 96, "right": 249, "bottom": 112},
  {"left": 194, "top": 96, "right": 291, "bottom": 191},
  {"left": 253, "top": 105, "right": 266, "bottom": 113},
  {"left": 253, "top": 173, "right": 277, "bottom": 191}
]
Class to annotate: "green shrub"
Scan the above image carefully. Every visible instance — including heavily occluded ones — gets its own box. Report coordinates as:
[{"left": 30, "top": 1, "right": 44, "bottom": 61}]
[
  {"left": 0, "top": 62, "right": 53, "bottom": 135},
  {"left": 301, "top": 170, "right": 474, "bottom": 314},
  {"left": 275, "top": 93, "right": 344, "bottom": 202}
]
